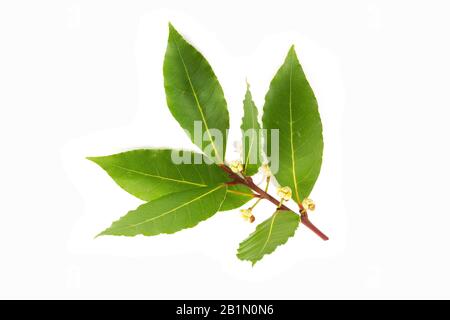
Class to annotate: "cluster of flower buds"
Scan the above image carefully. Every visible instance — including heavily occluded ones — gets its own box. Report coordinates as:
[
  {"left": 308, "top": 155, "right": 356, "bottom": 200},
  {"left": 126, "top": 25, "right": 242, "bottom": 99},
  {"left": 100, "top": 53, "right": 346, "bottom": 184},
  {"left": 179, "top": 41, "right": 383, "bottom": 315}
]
[
  {"left": 276, "top": 186, "right": 292, "bottom": 201},
  {"left": 240, "top": 208, "right": 255, "bottom": 223},
  {"left": 229, "top": 160, "right": 243, "bottom": 173}
]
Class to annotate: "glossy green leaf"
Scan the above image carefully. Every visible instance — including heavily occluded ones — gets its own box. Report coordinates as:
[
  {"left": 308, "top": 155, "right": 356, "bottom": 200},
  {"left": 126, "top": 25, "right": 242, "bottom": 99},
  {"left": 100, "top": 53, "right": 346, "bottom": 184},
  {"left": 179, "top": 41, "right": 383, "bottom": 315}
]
[
  {"left": 87, "top": 149, "right": 230, "bottom": 202},
  {"left": 220, "top": 184, "right": 254, "bottom": 211},
  {"left": 262, "top": 46, "right": 323, "bottom": 203},
  {"left": 241, "top": 84, "right": 262, "bottom": 176},
  {"left": 237, "top": 210, "right": 299, "bottom": 265},
  {"left": 98, "top": 185, "right": 227, "bottom": 237},
  {"left": 163, "top": 23, "right": 229, "bottom": 163}
]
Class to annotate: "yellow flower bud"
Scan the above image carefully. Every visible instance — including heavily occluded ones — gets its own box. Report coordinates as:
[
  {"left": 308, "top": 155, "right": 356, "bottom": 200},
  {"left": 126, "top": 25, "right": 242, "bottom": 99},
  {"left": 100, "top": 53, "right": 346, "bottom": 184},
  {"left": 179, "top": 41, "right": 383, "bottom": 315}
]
[
  {"left": 277, "top": 186, "right": 292, "bottom": 201},
  {"left": 302, "top": 198, "right": 316, "bottom": 211},
  {"left": 240, "top": 208, "right": 255, "bottom": 222},
  {"left": 240, "top": 208, "right": 252, "bottom": 218},
  {"left": 229, "top": 160, "right": 243, "bottom": 173}
]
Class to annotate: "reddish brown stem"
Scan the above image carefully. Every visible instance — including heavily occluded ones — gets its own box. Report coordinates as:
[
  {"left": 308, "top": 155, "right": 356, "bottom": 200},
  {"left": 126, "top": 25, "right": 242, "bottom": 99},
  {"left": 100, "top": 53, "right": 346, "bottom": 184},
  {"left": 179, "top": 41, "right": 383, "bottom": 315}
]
[
  {"left": 300, "top": 215, "right": 329, "bottom": 240},
  {"left": 220, "top": 164, "right": 329, "bottom": 241}
]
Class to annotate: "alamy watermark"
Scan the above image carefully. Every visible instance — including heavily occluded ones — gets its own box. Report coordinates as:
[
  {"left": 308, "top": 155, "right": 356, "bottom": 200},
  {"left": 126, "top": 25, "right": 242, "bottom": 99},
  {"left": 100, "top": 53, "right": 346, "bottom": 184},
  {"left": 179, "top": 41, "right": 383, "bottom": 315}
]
[{"left": 171, "top": 121, "right": 280, "bottom": 174}]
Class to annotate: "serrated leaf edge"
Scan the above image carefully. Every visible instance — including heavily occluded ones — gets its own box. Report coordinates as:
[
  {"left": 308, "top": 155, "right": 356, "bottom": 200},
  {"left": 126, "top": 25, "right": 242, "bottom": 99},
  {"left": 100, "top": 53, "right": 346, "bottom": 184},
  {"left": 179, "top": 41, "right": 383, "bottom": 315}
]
[{"left": 237, "top": 210, "right": 300, "bottom": 266}]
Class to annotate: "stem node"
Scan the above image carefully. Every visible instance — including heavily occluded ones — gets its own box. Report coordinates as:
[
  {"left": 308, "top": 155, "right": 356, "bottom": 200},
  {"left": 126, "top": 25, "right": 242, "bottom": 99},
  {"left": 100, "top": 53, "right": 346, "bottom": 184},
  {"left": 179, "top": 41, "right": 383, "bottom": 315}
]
[{"left": 219, "top": 164, "right": 329, "bottom": 241}]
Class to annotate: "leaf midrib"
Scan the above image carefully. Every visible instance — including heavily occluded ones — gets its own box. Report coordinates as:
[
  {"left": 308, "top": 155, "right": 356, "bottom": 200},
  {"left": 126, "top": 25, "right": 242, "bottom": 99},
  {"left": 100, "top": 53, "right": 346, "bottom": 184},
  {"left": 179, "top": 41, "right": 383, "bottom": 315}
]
[
  {"left": 243, "top": 93, "right": 257, "bottom": 173},
  {"left": 110, "top": 164, "right": 207, "bottom": 188},
  {"left": 259, "top": 211, "right": 279, "bottom": 254},
  {"left": 226, "top": 189, "right": 254, "bottom": 197},
  {"left": 288, "top": 53, "right": 301, "bottom": 204},
  {"left": 172, "top": 36, "right": 222, "bottom": 163},
  {"left": 118, "top": 184, "right": 225, "bottom": 230}
]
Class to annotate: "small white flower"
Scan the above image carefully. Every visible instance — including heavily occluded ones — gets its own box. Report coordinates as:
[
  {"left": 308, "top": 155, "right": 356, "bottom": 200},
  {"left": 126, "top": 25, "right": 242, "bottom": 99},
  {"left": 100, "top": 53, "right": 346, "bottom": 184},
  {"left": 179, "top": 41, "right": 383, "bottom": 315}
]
[
  {"left": 240, "top": 208, "right": 255, "bottom": 223},
  {"left": 302, "top": 198, "right": 316, "bottom": 211},
  {"left": 277, "top": 186, "right": 292, "bottom": 201},
  {"left": 240, "top": 208, "right": 252, "bottom": 218},
  {"left": 229, "top": 160, "right": 243, "bottom": 173}
]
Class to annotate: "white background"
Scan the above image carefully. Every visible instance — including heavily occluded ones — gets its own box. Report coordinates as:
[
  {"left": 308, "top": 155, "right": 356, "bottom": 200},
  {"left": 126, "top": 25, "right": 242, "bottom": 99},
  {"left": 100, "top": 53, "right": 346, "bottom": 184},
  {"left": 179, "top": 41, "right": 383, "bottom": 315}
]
[{"left": 1, "top": 0, "right": 450, "bottom": 299}]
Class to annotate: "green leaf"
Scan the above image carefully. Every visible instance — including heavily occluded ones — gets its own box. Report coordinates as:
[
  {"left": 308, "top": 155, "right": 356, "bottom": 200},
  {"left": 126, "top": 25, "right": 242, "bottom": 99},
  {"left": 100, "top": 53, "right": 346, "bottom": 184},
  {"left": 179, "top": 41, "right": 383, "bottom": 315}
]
[
  {"left": 262, "top": 46, "right": 323, "bottom": 203},
  {"left": 98, "top": 185, "right": 227, "bottom": 237},
  {"left": 163, "top": 23, "right": 229, "bottom": 164},
  {"left": 87, "top": 149, "right": 230, "bottom": 202},
  {"left": 220, "top": 184, "right": 254, "bottom": 211},
  {"left": 237, "top": 210, "right": 299, "bottom": 265},
  {"left": 241, "top": 83, "right": 262, "bottom": 176}
]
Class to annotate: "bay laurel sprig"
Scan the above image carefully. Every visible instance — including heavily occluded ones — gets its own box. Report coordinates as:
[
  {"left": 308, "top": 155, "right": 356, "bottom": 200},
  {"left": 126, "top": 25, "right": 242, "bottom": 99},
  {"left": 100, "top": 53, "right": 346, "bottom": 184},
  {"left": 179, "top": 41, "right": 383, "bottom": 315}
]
[{"left": 88, "top": 22, "right": 327, "bottom": 265}]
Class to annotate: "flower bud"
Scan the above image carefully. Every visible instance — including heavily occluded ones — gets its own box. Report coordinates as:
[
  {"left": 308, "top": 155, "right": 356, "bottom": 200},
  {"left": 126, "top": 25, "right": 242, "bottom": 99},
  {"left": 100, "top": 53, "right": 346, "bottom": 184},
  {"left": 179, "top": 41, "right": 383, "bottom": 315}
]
[
  {"left": 277, "top": 186, "right": 292, "bottom": 201},
  {"left": 240, "top": 208, "right": 255, "bottom": 222},
  {"left": 302, "top": 198, "right": 315, "bottom": 211},
  {"left": 240, "top": 208, "right": 252, "bottom": 218},
  {"left": 229, "top": 160, "right": 243, "bottom": 173}
]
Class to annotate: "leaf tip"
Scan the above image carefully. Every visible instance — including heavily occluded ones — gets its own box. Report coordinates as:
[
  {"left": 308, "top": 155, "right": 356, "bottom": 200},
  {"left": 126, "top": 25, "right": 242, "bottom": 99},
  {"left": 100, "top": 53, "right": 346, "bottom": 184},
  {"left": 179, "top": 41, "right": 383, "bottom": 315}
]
[
  {"left": 95, "top": 230, "right": 107, "bottom": 239},
  {"left": 237, "top": 251, "right": 259, "bottom": 266},
  {"left": 244, "top": 80, "right": 253, "bottom": 101},
  {"left": 86, "top": 156, "right": 104, "bottom": 166},
  {"left": 86, "top": 156, "right": 101, "bottom": 165},
  {"left": 168, "top": 22, "right": 179, "bottom": 36},
  {"left": 284, "top": 45, "right": 299, "bottom": 65},
  {"left": 288, "top": 44, "right": 297, "bottom": 56}
]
